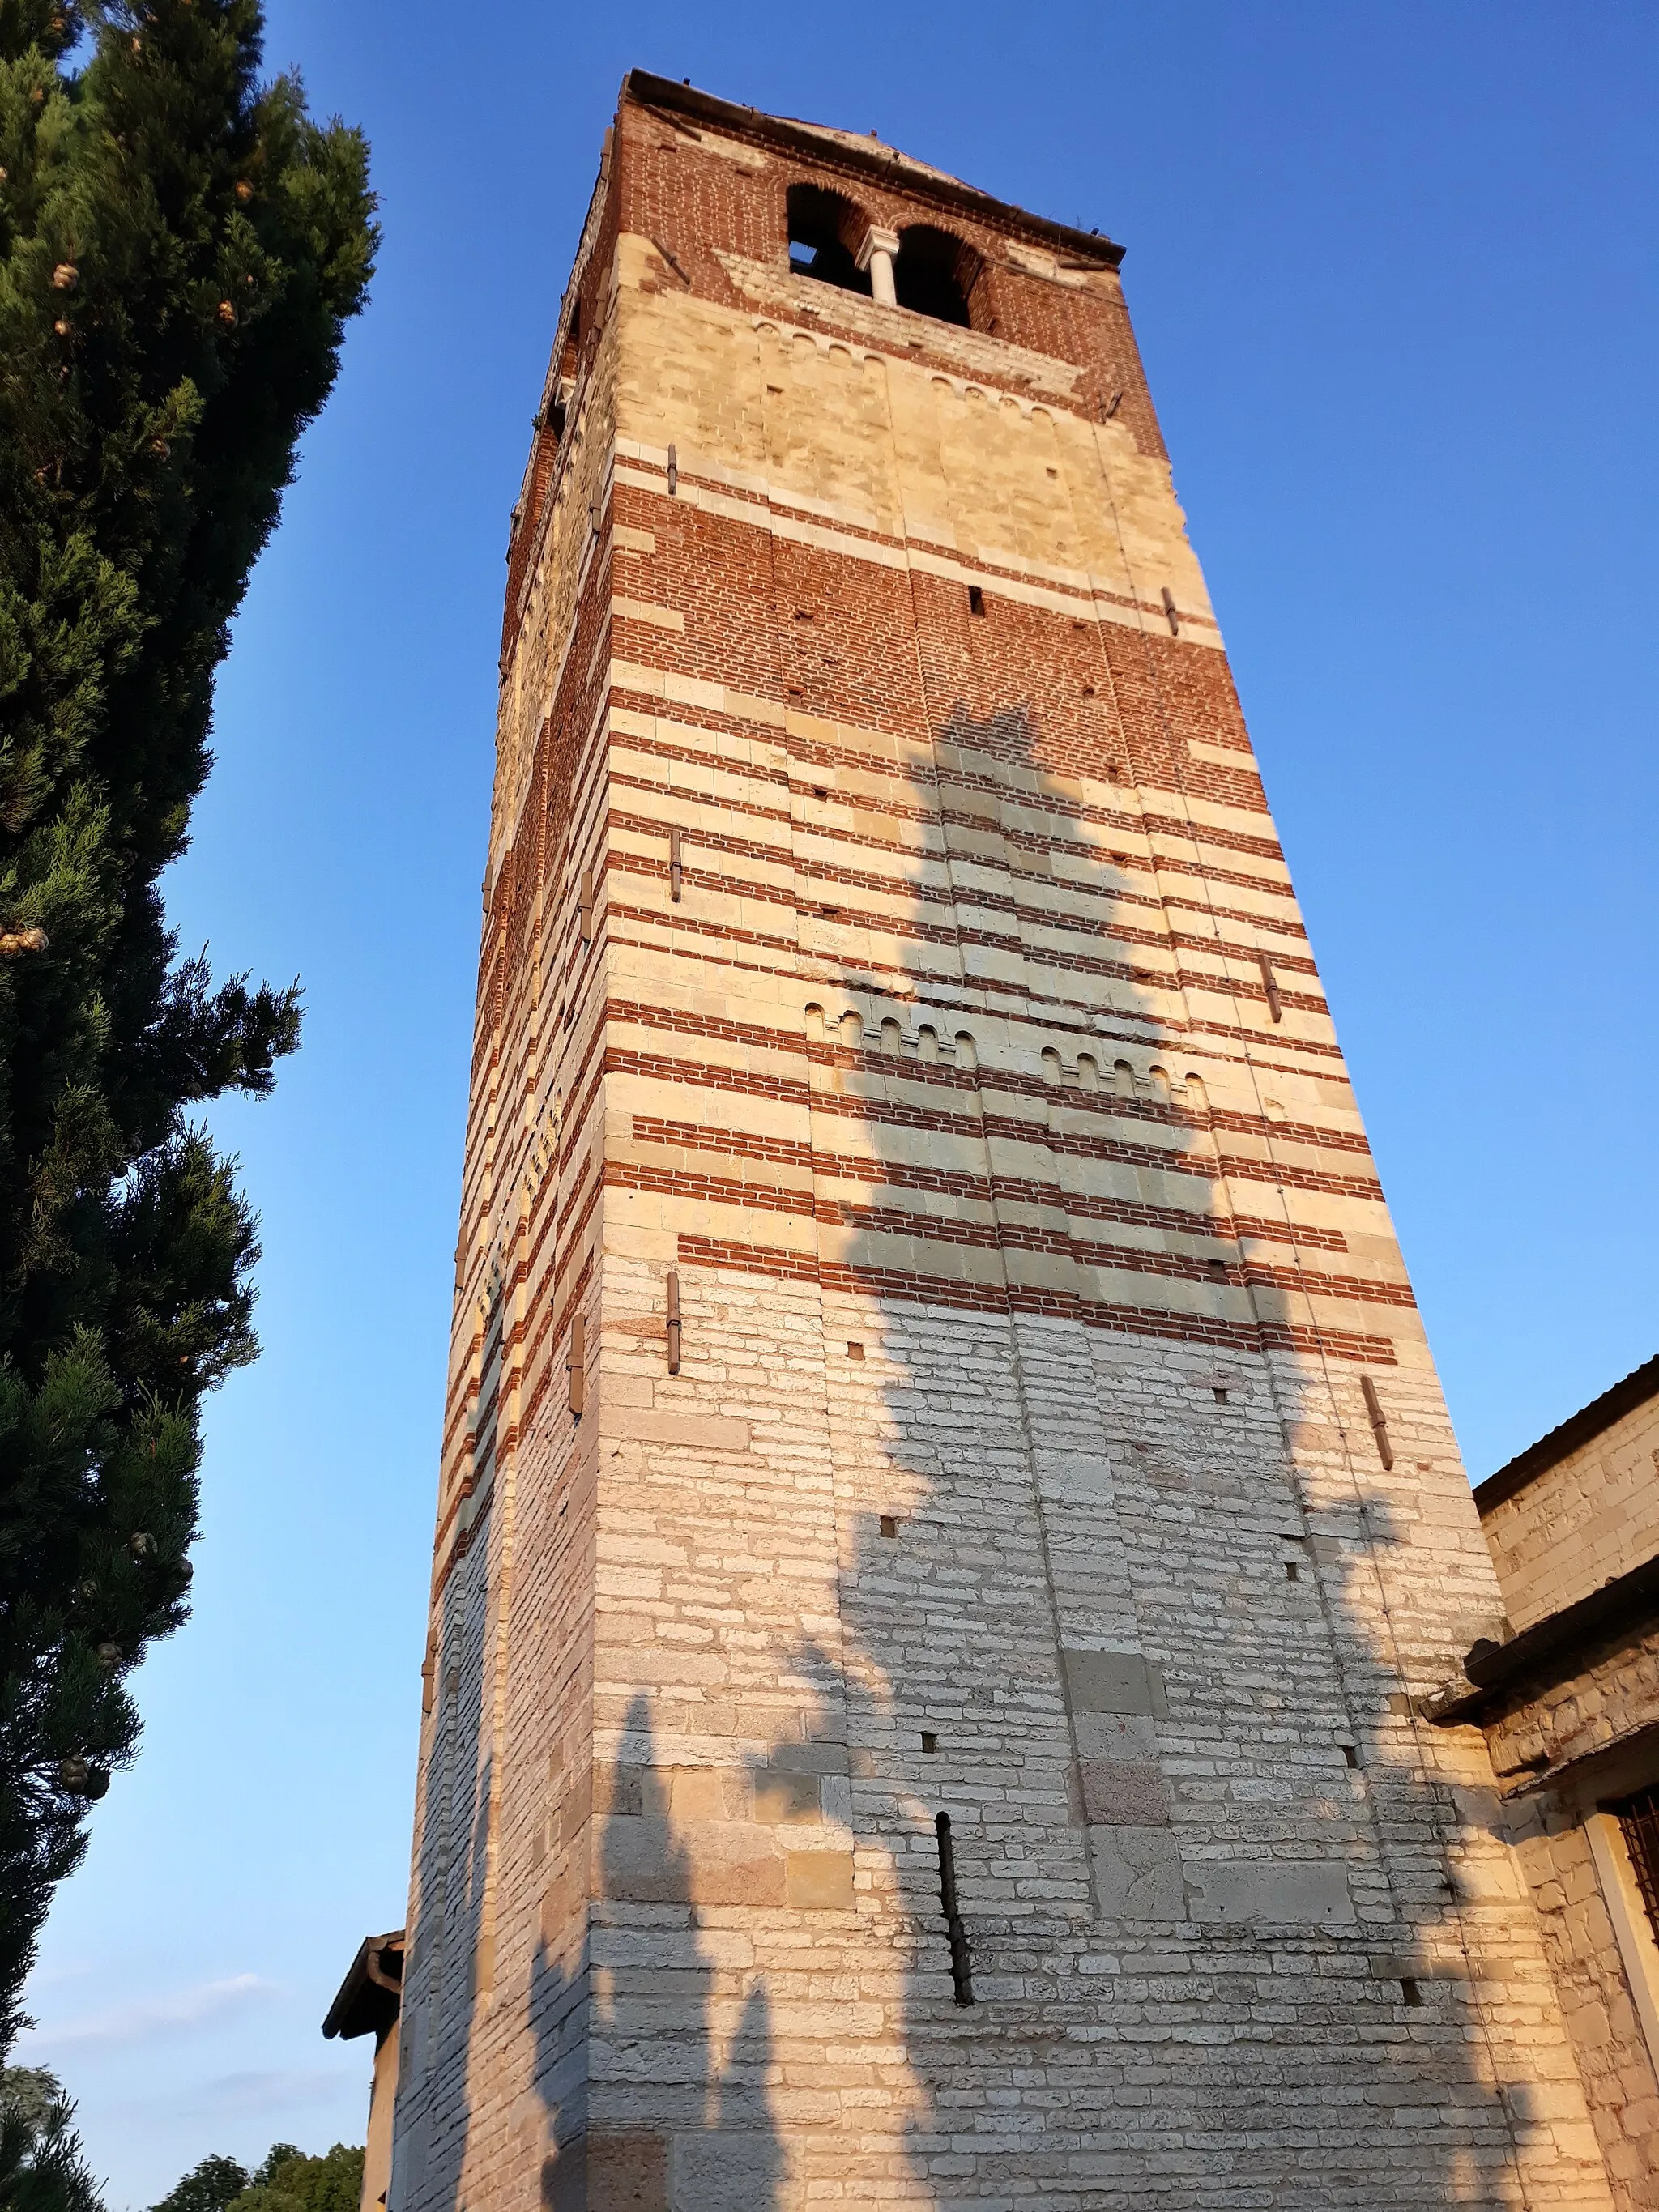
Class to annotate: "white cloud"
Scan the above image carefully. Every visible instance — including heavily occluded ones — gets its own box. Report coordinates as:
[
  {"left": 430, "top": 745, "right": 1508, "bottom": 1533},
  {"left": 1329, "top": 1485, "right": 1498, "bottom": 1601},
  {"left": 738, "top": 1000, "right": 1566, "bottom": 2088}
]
[{"left": 19, "top": 1973, "right": 276, "bottom": 2050}]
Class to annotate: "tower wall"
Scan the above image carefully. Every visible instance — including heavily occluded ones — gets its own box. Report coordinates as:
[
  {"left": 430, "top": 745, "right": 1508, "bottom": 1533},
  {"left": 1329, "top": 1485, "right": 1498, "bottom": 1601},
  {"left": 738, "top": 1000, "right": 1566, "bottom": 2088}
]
[{"left": 390, "top": 76, "right": 1614, "bottom": 2211}]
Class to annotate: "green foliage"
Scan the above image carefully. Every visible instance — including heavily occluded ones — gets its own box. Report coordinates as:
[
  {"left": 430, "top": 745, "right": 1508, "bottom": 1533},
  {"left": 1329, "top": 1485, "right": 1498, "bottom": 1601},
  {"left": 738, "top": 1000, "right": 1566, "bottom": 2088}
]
[
  {"left": 0, "top": 2065, "right": 104, "bottom": 2212},
  {"left": 0, "top": 0, "right": 377, "bottom": 2050},
  {"left": 149, "top": 2144, "right": 360, "bottom": 2212},
  {"left": 228, "top": 2145, "right": 360, "bottom": 2212},
  {"left": 148, "top": 2152, "right": 249, "bottom": 2212},
  {"left": 245, "top": 2150, "right": 300, "bottom": 2189}
]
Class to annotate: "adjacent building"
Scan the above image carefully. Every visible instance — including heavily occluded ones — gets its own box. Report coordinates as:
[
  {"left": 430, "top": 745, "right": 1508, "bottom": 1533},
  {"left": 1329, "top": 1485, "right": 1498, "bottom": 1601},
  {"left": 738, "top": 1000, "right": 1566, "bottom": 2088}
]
[
  {"left": 1432, "top": 1356, "right": 1659, "bottom": 2206},
  {"left": 323, "top": 1930, "right": 405, "bottom": 2212}
]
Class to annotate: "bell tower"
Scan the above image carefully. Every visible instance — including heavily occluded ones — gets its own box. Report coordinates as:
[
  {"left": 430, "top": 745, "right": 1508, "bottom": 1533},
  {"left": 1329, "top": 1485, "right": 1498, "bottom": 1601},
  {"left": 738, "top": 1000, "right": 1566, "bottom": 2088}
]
[{"left": 389, "top": 73, "right": 1612, "bottom": 2212}]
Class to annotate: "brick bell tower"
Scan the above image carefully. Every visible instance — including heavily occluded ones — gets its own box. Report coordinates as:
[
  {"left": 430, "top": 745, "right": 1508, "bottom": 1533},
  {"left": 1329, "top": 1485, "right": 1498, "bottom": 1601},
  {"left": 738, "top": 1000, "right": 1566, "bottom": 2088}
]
[{"left": 388, "top": 75, "right": 1613, "bottom": 2212}]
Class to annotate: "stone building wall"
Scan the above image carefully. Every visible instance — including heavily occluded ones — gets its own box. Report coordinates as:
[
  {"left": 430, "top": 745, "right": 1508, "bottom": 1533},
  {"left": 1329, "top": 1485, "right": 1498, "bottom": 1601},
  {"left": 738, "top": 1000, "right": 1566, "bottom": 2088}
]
[
  {"left": 1510, "top": 1803, "right": 1659, "bottom": 2211},
  {"left": 389, "top": 72, "right": 1614, "bottom": 2212},
  {"left": 1446, "top": 1362, "right": 1659, "bottom": 2210},
  {"left": 1447, "top": 1616, "right": 1659, "bottom": 2212},
  {"left": 1480, "top": 1375, "right": 1659, "bottom": 1633}
]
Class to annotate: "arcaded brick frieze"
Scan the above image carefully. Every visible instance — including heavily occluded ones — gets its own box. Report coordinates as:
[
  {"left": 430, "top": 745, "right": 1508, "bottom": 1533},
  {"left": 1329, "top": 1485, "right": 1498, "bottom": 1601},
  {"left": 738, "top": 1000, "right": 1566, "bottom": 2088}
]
[{"left": 389, "top": 72, "right": 1619, "bottom": 2212}]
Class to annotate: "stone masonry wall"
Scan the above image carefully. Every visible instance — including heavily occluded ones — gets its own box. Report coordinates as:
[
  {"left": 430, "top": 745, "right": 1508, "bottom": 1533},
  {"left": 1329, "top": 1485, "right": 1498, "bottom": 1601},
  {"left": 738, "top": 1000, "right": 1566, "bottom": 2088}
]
[
  {"left": 1463, "top": 1385, "right": 1659, "bottom": 2210},
  {"left": 389, "top": 79, "right": 1618, "bottom": 2212},
  {"left": 1504, "top": 1797, "right": 1659, "bottom": 2210},
  {"left": 1471, "top": 1618, "right": 1659, "bottom": 2210},
  {"left": 1480, "top": 1394, "right": 1659, "bottom": 1634}
]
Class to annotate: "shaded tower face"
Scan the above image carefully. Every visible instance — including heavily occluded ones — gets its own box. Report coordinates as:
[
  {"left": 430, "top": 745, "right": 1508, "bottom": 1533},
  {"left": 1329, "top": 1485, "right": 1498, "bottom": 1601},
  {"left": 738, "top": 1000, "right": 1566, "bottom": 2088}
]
[{"left": 390, "top": 75, "right": 1613, "bottom": 2212}]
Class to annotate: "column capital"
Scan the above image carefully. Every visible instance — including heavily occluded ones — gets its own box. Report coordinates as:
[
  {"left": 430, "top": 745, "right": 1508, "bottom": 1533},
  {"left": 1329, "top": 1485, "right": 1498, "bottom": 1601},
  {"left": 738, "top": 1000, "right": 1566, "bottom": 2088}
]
[{"left": 854, "top": 225, "right": 901, "bottom": 272}]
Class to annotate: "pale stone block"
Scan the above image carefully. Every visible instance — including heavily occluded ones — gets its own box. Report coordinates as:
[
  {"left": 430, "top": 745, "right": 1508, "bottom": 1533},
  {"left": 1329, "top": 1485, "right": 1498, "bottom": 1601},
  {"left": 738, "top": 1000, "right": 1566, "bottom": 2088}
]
[
  {"left": 1077, "top": 1758, "right": 1171, "bottom": 1827},
  {"left": 753, "top": 1771, "right": 822, "bottom": 1824},
  {"left": 596, "top": 1407, "right": 752, "bottom": 1451},
  {"left": 670, "top": 2133, "right": 791, "bottom": 2212},
  {"left": 1073, "top": 1711, "right": 1158, "bottom": 1761},
  {"left": 1064, "top": 1648, "right": 1168, "bottom": 1719},
  {"left": 784, "top": 1851, "right": 855, "bottom": 1911},
  {"left": 544, "top": 2131, "right": 667, "bottom": 2212},
  {"left": 1090, "top": 1825, "right": 1186, "bottom": 1920},
  {"left": 1184, "top": 1856, "right": 1356, "bottom": 1926},
  {"left": 601, "top": 1814, "right": 785, "bottom": 1908},
  {"left": 666, "top": 1767, "right": 745, "bottom": 1822}
]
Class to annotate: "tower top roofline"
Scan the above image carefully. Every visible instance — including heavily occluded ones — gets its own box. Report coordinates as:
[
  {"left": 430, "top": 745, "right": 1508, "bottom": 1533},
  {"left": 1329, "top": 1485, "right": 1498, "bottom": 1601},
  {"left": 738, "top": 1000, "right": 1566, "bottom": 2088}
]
[{"left": 621, "top": 69, "right": 1127, "bottom": 271}]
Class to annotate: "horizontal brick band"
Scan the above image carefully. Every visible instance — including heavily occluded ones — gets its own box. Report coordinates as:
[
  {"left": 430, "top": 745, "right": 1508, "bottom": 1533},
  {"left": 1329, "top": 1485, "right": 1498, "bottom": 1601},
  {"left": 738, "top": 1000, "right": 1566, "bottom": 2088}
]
[
  {"left": 629, "top": 1115, "right": 1350, "bottom": 1252},
  {"left": 605, "top": 820, "right": 1321, "bottom": 980},
  {"left": 606, "top": 680, "right": 1289, "bottom": 864},
  {"left": 608, "top": 1042, "right": 1384, "bottom": 1199},
  {"left": 675, "top": 1235, "right": 1398, "bottom": 1364},
  {"left": 609, "top": 1157, "right": 1409, "bottom": 1307},
  {"left": 603, "top": 765, "right": 1309, "bottom": 940}
]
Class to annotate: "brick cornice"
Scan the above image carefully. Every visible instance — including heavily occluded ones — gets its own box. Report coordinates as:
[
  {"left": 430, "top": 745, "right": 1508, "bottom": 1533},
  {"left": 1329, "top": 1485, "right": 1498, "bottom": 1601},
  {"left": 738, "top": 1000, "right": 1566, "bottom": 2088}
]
[{"left": 622, "top": 71, "right": 1126, "bottom": 272}]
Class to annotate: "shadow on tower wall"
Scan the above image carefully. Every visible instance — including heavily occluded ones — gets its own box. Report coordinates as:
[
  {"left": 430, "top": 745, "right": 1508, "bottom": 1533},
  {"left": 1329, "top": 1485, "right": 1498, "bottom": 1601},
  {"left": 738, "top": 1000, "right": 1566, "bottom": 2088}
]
[
  {"left": 757, "top": 663, "right": 1586, "bottom": 2207},
  {"left": 394, "top": 1651, "right": 791, "bottom": 2209},
  {"left": 394, "top": 461, "right": 1601, "bottom": 2210},
  {"left": 532, "top": 1696, "right": 787, "bottom": 2210},
  {"left": 390, "top": 1556, "right": 491, "bottom": 2211}
]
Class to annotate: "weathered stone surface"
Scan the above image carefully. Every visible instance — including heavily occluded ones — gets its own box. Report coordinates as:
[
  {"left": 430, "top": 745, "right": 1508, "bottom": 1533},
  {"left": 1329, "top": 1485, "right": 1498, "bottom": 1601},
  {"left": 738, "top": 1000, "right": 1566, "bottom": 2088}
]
[
  {"left": 671, "top": 2133, "right": 792, "bottom": 2212},
  {"left": 1077, "top": 1758, "right": 1171, "bottom": 1826},
  {"left": 1090, "top": 1825, "right": 1186, "bottom": 1920},
  {"left": 752, "top": 1771, "right": 821, "bottom": 1825},
  {"left": 1184, "top": 1857, "right": 1356, "bottom": 1927},
  {"left": 1064, "top": 1648, "right": 1168, "bottom": 1719},
  {"left": 544, "top": 2133, "right": 668, "bottom": 2212},
  {"left": 602, "top": 1817, "right": 787, "bottom": 1907},
  {"left": 1481, "top": 1373, "right": 1659, "bottom": 1634},
  {"left": 783, "top": 1851, "right": 855, "bottom": 1911}
]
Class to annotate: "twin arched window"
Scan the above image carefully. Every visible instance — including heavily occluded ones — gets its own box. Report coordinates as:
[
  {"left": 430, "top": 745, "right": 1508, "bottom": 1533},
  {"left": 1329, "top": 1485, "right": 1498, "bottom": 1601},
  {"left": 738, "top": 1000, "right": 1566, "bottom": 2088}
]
[
  {"left": 785, "top": 183, "right": 979, "bottom": 328},
  {"left": 890, "top": 224, "right": 975, "bottom": 327},
  {"left": 786, "top": 184, "right": 871, "bottom": 296}
]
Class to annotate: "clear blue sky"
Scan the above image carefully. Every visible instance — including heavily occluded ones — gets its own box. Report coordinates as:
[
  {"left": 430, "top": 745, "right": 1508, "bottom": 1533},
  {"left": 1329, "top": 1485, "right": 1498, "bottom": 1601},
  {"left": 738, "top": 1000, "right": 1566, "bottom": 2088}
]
[{"left": 17, "top": 4, "right": 1657, "bottom": 2202}]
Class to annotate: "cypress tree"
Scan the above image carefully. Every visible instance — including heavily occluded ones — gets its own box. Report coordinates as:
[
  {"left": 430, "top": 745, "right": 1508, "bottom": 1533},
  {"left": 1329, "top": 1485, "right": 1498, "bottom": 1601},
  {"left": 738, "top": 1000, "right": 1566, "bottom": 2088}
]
[{"left": 0, "top": 0, "right": 376, "bottom": 2051}]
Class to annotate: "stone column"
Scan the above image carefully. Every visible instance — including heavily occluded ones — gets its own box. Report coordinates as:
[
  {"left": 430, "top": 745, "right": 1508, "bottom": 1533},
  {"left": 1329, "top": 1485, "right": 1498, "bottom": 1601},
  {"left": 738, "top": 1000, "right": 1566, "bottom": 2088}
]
[{"left": 855, "top": 225, "right": 900, "bottom": 308}]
